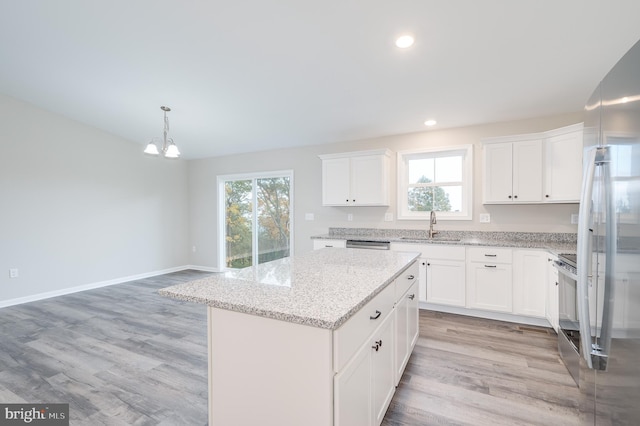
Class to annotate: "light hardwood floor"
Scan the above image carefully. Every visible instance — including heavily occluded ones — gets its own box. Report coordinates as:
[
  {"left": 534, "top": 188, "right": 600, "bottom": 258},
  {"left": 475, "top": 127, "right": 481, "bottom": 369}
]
[{"left": 0, "top": 271, "right": 580, "bottom": 425}]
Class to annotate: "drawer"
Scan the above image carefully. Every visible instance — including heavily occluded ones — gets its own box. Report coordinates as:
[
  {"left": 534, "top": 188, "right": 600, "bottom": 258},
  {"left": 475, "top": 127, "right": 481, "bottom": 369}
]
[
  {"left": 391, "top": 243, "right": 465, "bottom": 261},
  {"left": 467, "top": 247, "right": 512, "bottom": 264},
  {"left": 395, "top": 262, "right": 419, "bottom": 301},
  {"left": 334, "top": 282, "right": 395, "bottom": 372}
]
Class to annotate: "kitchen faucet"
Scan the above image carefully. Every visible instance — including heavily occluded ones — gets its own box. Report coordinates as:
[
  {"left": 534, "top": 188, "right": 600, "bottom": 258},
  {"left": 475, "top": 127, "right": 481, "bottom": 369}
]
[{"left": 429, "top": 210, "right": 438, "bottom": 239}]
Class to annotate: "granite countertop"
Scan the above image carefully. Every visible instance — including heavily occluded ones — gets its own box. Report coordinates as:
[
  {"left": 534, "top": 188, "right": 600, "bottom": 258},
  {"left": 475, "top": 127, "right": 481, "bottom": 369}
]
[
  {"left": 313, "top": 228, "right": 577, "bottom": 255},
  {"left": 159, "top": 248, "right": 419, "bottom": 330}
]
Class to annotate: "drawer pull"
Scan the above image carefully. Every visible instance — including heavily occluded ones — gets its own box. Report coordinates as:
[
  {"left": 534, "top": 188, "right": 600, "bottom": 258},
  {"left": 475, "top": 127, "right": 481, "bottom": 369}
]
[
  {"left": 484, "top": 265, "right": 497, "bottom": 268},
  {"left": 375, "top": 340, "right": 382, "bottom": 347},
  {"left": 408, "top": 294, "right": 415, "bottom": 300},
  {"left": 407, "top": 274, "right": 415, "bottom": 280},
  {"left": 370, "top": 310, "right": 382, "bottom": 320},
  {"left": 484, "top": 254, "right": 497, "bottom": 257},
  {"left": 372, "top": 343, "right": 380, "bottom": 352}
]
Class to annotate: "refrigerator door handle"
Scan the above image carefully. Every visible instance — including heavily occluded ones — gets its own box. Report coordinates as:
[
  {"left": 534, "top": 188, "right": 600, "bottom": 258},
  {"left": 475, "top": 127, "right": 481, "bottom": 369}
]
[
  {"left": 577, "top": 146, "right": 598, "bottom": 369},
  {"left": 592, "top": 146, "right": 616, "bottom": 371}
]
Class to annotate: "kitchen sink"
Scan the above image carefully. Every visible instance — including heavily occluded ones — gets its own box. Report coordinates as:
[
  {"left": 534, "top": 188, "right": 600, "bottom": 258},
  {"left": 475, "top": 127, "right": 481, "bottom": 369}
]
[{"left": 398, "top": 236, "right": 461, "bottom": 243}]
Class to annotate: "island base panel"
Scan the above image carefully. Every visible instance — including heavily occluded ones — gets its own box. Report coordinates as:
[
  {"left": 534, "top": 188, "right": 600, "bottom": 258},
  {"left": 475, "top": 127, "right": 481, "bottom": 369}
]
[{"left": 208, "top": 307, "right": 334, "bottom": 426}]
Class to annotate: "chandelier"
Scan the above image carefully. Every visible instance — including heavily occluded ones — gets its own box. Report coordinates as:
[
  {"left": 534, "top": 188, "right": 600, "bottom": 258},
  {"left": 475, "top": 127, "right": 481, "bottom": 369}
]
[{"left": 144, "top": 106, "right": 180, "bottom": 158}]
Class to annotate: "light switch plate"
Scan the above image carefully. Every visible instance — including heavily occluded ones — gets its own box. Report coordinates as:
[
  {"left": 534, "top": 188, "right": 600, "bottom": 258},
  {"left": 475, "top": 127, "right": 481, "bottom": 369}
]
[
  {"left": 305, "top": 213, "right": 315, "bottom": 221},
  {"left": 479, "top": 213, "right": 491, "bottom": 223},
  {"left": 384, "top": 212, "right": 393, "bottom": 221},
  {"left": 9, "top": 268, "right": 18, "bottom": 278},
  {"left": 571, "top": 213, "right": 579, "bottom": 224}
]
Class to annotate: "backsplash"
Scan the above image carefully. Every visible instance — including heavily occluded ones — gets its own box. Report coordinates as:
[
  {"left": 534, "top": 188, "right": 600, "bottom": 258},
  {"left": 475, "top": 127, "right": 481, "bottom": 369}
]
[{"left": 327, "top": 227, "right": 577, "bottom": 244}]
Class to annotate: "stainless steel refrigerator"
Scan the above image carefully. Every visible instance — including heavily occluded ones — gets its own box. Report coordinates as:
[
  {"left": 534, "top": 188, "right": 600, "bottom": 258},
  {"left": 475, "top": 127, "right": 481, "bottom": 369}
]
[{"left": 578, "top": 38, "right": 640, "bottom": 425}]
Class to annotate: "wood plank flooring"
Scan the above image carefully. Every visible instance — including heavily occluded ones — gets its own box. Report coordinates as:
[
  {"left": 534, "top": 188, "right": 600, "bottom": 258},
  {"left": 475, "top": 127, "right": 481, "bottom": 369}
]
[{"left": 0, "top": 271, "right": 580, "bottom": 425}]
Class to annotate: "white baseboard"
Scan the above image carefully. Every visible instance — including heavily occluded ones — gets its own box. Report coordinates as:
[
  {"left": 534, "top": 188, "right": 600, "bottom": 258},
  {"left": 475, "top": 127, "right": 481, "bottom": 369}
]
[
  {"left": 419, "top": 302, "right": 552, "bottom": 328},
  {"left": 0, "top": 265, "right": 216, "bottom": 309}
]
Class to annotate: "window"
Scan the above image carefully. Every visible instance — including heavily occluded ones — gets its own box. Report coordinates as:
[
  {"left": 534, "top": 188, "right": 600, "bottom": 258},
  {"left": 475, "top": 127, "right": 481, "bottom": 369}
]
[
  {"left": 217, "top": 170, "right": 293, "bottom": 269},
  {"left": 397, "top": 145, "right": 473, "bottom": 220}
]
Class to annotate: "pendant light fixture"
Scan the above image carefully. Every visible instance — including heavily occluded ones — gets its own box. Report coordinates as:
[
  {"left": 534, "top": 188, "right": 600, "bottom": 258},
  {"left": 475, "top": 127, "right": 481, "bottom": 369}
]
[{"left": 144, "top": 106, "right": 180, "bottom": 158}]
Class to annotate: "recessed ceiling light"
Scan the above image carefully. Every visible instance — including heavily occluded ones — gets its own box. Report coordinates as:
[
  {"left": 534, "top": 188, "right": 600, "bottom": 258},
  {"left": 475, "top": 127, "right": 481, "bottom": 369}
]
[
  {"left": 424, "top": 119, "right": 437, "bottom": 127},
  {"left": 395, "top": 35, "right": 414, "bottom": 49}
]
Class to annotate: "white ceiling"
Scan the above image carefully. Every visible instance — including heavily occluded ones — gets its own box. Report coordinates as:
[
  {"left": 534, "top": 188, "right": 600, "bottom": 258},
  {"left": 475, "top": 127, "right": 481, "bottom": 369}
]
[{"left": 1, "top": 1, "right": 640, "bottom": 159}]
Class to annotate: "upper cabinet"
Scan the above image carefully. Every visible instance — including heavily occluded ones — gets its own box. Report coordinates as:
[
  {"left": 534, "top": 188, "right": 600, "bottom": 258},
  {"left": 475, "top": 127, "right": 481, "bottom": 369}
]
[
  {"left": 482, "top": 123, "right": 583, "bottom": 205},
  {"left": 319, "top": 149, "right": 392, "bottom": 206},
  {"left": 544, "top": 124, "right": 583, "bottom": 202},
  {"left": 483, "top": 138, "right": 543, "bottom": 203}
]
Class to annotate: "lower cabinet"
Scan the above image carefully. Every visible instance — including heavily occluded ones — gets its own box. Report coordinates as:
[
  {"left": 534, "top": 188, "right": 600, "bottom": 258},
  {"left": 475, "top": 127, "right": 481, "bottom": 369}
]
[
  {"left": 546, "top": 254, "right": 559, "bottom": 332},
  {"left": 466, "top": 247, "right": 513, "bottom": 312},
  {"left": 334, "top": 261, "right": 418, "bottom": 426},
  {"left": 513, "top": 250, "right": 547, "bottom": 317},
  {"left": 334, "top": 302, "right": 396, "bottom": 426},
  {"left": 395, "top": 280, "right": 419, "bottom": 385},
  {"left": 426, "top": 258, "right": 466, "bottom": 307}
]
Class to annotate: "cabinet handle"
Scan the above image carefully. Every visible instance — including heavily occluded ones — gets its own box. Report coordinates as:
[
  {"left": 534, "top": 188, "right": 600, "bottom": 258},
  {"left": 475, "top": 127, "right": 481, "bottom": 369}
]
[
  {"left": 372, "top": 343, "right": 380, "bottom": 352},
  {"left": 427, "top": 263, "right": 431, "bottom": 266},
  {"left": 407, "top": 274, "right": 415, "bottom": 280},
  {"left": 325, "top": 245, "right": 333, "bottom": 248},
  {"left": 484, "top": 254, "right": 497, "bottom": 257},
  {"left": 508, "top": 195, "right": 512, "bottom": 199},
  {"left": 346, "top": 199, "right": 349, "bottom": 202},
  {"left": 546, "top": 194, "right": 550, "bottom": 198},
  {"left": 484, "top": 265, "right": 497, "bottom": 268},
  {"left": 408, "top": 294, "right": 415, "bottom": 300},
  {"left": 421, "top": 261, "right": 426, "bottom": 266},
  {"left": 514, "top": 195, "right": 518, "bottom": 199},
  {"left": 375, "top": 340, "right": 383, "bottom": 347},
  {"left": 370, "top": 310, "right": 382, "bottom": 320}
]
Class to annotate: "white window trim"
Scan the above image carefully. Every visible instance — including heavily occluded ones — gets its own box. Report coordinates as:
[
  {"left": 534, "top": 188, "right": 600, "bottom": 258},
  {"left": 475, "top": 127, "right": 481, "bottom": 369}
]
[
  {"left": 397, "top": 145, "right": 473, "bottom": 221},
  {"left": 217, "top": 169, "right": 294, "bottom": 270}
]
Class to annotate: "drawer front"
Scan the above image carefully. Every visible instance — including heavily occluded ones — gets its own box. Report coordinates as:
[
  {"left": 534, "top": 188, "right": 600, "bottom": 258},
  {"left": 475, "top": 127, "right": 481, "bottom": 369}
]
[
  {"left": 467, "top": 247, "right": 513, "bottom": 264},
  {"left": 334, "top": 283, "right": 395, "bottom": 372},
  {"left": 390, "top": 243, "right": 465, "bottom": 261},
  {"left": 395, "top": 262, "right": 419, "bottom": 301}
]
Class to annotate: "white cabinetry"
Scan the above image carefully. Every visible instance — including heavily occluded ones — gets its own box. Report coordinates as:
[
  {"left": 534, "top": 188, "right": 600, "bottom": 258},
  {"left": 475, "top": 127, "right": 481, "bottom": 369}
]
[
  {"left": 395, "top": 275, "right": 419, "bottom": 385},
  {"left": 483, "top": 139, "right": 543, "bottom": 203},
  {"left": 390, "top": 243, "right": 465, "bottom": 307},
  {"left": 482, "top": 123, "right": 583, "bottom": 205},
  {"left": 546, "top": 254, "right": 559, "bottom": 331},
  {"left": 466, "top": 247, "right": 513, "bottom": 313},
  {"left": 544, "top": 124, "right": 583, "bottom": 202},
  {"left": 334, "top": 261, "right": 418, "bottom": 426},
  {"left": 320, "top": 149, "right": 391, "bottom": 206},
  {"left": 313, "top": 239, "right": 347, "bottom": 250},
  {"left": 513, "top": 250, "right": 547, "bottom": 318}
]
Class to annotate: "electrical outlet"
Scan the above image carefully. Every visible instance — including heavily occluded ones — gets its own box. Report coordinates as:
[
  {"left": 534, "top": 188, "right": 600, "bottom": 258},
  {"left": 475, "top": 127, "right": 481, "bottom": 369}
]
[
  {"left": 384, "top": 212, "right": 393, "bottom": 221},
  {"left": 347, "top": 214, "right": 353, "bottom": 221},
  {"left": 571, "top": 213, "right": 579, "bottom": 224},
  {"left": 9, "top": 268, "right": 18, "bottom": 278},
  {"left": 305, "top": 213, "right": 315, "bottom": 221},
  {"left": 479, "top": 213, "right": 491, "bottom": 223}
]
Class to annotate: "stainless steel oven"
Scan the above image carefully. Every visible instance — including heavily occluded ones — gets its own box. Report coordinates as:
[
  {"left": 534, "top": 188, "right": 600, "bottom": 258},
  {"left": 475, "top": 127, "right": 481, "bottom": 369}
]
[{"left": 554, "top": 253, "right": 580, "bottom": 385}]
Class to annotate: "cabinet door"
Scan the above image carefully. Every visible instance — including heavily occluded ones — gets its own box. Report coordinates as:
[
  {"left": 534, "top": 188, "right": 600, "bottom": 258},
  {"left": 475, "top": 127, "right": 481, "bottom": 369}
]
[
  {"left": 546, "top": 255, "right": 559, "bottom": 331},
  {"left": 394, "top": 280, "right": 419, "bottom": 386},
  {"left": 322, "top": 157, "right": 351, "bottom": 205},
  {"left": 426, "top": 259, "right": 466, "bottom": 307},
  {"left": 512, "top": 139, "right": 543, "bottom": 202},
  {"left": 351, "top": 155, "right": 389, "bottom": 206},
  {"left": 334, "top": 343, "right": 371, "bottom": 426},
  {"left": 513, "top": 250, "right": 547, "bottom": 318},
  {"left": 467, "top": 262, "right": 513, "bottom": 312},
  {"left": 544, "top": 130, "right": 583, "bottom": 202},
  {"left": 483, "top": 142, "right": 513, "bottom": 203},
  {"left": 371, "top": 313, "right": 395, "bottom": 426}
]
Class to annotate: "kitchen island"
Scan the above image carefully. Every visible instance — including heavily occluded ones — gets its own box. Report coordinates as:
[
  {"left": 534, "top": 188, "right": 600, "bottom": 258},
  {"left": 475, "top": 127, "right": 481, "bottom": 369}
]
[{"left": 160, "top": 248, "right": 420, "bottom": 426}]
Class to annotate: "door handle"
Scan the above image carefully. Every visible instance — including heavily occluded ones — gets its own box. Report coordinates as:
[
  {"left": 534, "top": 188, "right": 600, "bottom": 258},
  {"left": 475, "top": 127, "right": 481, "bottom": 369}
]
[{"left": 370, "top": 310, "right": 381, "bottom": 320}]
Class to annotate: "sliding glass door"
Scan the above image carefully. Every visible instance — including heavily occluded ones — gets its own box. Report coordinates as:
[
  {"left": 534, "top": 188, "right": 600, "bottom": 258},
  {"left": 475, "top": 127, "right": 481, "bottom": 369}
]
[{"left": 219, "top": 171, "right": 293, "bottom": 269}]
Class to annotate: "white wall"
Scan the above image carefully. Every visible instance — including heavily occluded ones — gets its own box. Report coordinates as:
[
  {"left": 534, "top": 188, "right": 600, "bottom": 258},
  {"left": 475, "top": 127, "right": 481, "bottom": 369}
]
[
  {"left": 188, "top": 112, "right": 584, "bottom": 268},
  {"left": 0, "top": 94, "right": 189, "bottom": 304}
]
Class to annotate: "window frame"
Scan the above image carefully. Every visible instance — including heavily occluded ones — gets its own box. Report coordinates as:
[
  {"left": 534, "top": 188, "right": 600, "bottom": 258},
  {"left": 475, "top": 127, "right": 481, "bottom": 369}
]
[
  {"left": 217, "top": 169, "right": 294, "bottom": 270},
  {"left": 397, "top": 145, "right": 473, "bottom": 221}
]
